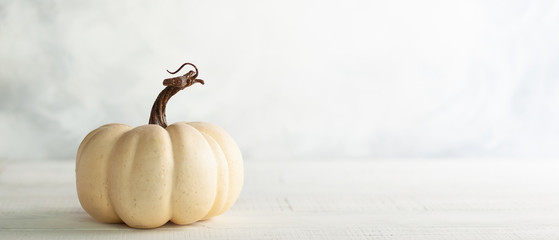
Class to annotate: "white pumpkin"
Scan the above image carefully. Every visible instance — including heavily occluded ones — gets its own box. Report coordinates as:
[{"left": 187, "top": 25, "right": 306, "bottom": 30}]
[{"left": 75, "top": 63, "right": 243, "bottom": 228}]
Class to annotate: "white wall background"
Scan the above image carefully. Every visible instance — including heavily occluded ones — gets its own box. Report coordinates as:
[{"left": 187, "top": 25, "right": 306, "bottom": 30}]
[{"left": 1, "top": 0, "right": 558, "bottom": 161}]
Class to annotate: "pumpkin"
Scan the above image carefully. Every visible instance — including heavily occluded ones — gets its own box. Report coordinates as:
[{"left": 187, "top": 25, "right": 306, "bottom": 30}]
[{"left": 75, "top": 63, "right": 243, "bottom": 228}]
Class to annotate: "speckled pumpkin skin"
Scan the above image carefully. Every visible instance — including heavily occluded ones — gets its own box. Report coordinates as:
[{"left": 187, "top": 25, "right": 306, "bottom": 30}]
[{"left": 76, "top": 122, "right": 243, "bottom": 228}]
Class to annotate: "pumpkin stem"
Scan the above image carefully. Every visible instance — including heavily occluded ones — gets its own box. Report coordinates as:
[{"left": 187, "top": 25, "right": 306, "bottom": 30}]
[{"left": 148, "top": 63, "right": 204, "bottom": 128}]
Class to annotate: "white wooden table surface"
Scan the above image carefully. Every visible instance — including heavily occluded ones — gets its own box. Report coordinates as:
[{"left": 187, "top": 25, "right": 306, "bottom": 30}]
[{"left": 1, "top": 159, "right": 559, "bottom": 239}]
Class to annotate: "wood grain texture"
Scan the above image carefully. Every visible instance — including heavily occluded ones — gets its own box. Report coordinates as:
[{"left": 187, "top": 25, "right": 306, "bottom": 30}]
[{"left": 1, "top": 159, "right": 559, "bottom": 239}]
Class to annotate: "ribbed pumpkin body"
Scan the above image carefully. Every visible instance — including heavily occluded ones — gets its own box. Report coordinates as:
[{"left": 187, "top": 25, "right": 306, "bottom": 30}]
[{"left": 76, "top": 121, "right": 243, "bottom": 228}]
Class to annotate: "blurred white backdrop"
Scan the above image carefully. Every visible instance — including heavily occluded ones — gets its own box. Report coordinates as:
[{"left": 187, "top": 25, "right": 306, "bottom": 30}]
[{"left": 1, "top": 0, "right": 558, "bottom": 161}]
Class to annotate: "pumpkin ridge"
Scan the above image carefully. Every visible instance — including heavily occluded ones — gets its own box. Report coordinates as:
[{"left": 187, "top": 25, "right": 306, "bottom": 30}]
[
  {"left": 166, "top": 125, "right": 176, "bottom": 224},
  {"left": 187, "top": 122, "right": 243, "bottom": 215},
  {"left": 110, "top": 125, "right": 176, "bottom": 228},
  {"left": 159, "top": 126, "right": 175, "bottom": 226},
  {"left": 166, "top": 123, "right": 217, "bottom": 225},
  {"left": 198, "top": 130, "right": 230, "bottom": 220},
  {"left": 100, "top": 127, "right": 133, "bottom": 224},
  {"left": 108, "top": 127, "right": 141, "bottom": 226},
  {"left": 77, "top": 124, "right": 130, "bottom": 223}
]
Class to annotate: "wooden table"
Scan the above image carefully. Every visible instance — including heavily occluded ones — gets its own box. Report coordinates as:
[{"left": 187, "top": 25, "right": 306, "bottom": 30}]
[{"left": 1, "top": 159, "right": 559, "bottom": 239}]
